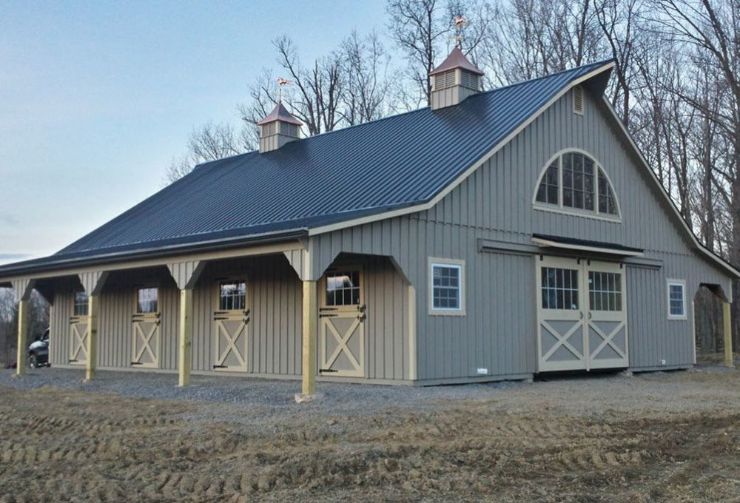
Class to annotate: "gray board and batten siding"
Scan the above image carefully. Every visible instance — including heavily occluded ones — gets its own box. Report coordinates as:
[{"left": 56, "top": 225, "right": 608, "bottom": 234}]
[{"left": 308, "top": 88, "right": 732, "bottom": 383}]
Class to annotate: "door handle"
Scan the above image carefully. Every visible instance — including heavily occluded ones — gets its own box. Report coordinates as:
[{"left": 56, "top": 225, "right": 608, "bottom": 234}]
[
  {"left": 579, "top": 312, "right": 584, "bottom": 320},
  {"left": 588, "top": 312, "right": 592, "bottom": 320}
]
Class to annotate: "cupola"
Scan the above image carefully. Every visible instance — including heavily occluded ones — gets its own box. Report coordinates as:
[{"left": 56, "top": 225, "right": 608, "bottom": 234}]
[
  {"left": 429, "top": 47, "right": 484, "bottom": 110},
  {"left": 257, "top": 102, "right": 302, "bottom": 153}
]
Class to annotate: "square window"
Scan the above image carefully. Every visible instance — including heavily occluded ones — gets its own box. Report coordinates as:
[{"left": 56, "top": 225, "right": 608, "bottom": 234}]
[
  {"left": 325, "top": 271, "right": 361, "bottom": 307},
  {"left": 74, "top": 291, "right": 89, "bottom": 317},
  {"left": 430, "top": 260, "right": 465, "bottom": 315},
  {"left": 219, "top": 281, "right": 246, "bottom": 311},
  {"left": 137, "top": 288, "right": 158, "bottom": 314}
]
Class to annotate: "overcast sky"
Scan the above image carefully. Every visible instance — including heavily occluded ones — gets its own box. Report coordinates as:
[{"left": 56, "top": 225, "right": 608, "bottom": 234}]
[{"left": 0, "top": 0, "right": 388, "bottom": 264}]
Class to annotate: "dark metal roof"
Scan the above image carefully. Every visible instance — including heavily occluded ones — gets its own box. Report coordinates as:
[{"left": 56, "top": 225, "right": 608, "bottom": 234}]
[
  {"left": 0, "top": 60, "right": 613, "bottom": 276},
  {"left": 429, "top": 47, "right": 485, "bottom": 76}
]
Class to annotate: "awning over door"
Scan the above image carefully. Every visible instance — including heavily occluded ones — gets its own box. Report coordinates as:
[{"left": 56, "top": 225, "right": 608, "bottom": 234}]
[{"left": 532, "top": 234, "right": 644, "bottom": 257}]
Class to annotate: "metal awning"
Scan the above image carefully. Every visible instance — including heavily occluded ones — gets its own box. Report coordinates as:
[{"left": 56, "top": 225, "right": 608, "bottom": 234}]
[{"left": 531, "top": 234, "right": 644, "bottom": 257}]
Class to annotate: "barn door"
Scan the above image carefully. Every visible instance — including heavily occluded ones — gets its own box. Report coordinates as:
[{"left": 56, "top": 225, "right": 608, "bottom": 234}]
[
  {"left": 536, "top": 257, "right": 587, "bottom": 371},
  {"left": 68, "top": 317, "right": 88, "bottom": 365},
  {"left": 213, "top": 280, "right": 249, "bottom": 372},
  {"left": 319, "top": 269, "right": 365, "bottom": 377},
  {"left": 586, "top": 261, "right": 628, "bottom": 369},
  {"left": 131, "top": 287, "right": 160, "bottom": 368}
]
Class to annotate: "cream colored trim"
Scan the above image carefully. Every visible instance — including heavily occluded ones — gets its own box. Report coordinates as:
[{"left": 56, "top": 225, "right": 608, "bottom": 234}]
[
  {"left": 530, "top": 148, "right": 623, "bottom": 221},
  {"left": 4, "top": 241, "right": 304, "bottom": 284},
  {"left": 428, "top": 257, "right": 466, "bottom": 316},
  {"left": 600, "top": 98, "right": 740, "bottom": 278},
  {"left": 532, "top": 237, "right": 643, "bottom": 257},
  {"left": 308, "top": 63, "right": 616, "bottom": 237},
  {"left": 667, "top": 279, "right": 687, "bottom": 320}
]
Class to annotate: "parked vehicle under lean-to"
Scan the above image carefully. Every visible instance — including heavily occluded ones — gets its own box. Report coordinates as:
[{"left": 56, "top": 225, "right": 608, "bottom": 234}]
[{"left": 28, "top": 328, "right": 50, "bottom": 368}]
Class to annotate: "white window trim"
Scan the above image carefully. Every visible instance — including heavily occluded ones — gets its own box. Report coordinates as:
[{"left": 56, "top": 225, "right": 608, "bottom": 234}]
[
  {"left": 428, "top": 257, "right": 466, "bottom": 316},
  {"left": 667, "top": 279, "right": 687, "bottom": 320},
  {"left": 532, "top": 148, "right": 622, "bottom": 222}
]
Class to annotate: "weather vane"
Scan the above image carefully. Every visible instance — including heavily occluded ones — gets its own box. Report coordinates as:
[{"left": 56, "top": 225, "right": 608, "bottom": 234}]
[
  {"left": 276, "top": 77, "right": 291, "bottom": 102},
  {"left": 453, "top": 15, "right": 467, "bottom": 49}
]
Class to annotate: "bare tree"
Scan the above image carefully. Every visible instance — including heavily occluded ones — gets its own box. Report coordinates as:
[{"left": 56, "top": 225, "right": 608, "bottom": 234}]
[
  {"left": 340, "top": 31, "right": 393, "bottom": 125},
  {"left": 387, "top": 0, "right": 449, "bottom": 106},
  {"left": 164, "top": 121, "right": 253, "bottom": 183},
  {"left": 594, "top": 0, "right": 643, "bottom": 126},
  {"left": 480, "top": 0, "right": 606, "bottom": 86}
]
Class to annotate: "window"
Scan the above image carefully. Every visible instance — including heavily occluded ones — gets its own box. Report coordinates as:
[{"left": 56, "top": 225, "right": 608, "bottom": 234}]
[
  {"left": 667, "top": 280, "right": 686, "bottom": 319},
  {"left": 534, "top": 150, "right": 620, "bottom": 219},
  {"left": 136, "top": 288, "right": 158, "bottom": 314},
  {"left": 541, "top": 267, "right": 579, "bottom": 310},
  {"left": 219, "top": 281, "right": 246, "bottom": 311},
  {"left": 74, "top": 291, "right": 88, "bottom": 316},
  {"left": 589, "top": 271, "right": 622, "bottom": 311},
  {"left": 429, "top": 259, "right": 465, "bottom": 315},
  {"left": 325, "top": 271, "right": 361, "bottom": 306}
]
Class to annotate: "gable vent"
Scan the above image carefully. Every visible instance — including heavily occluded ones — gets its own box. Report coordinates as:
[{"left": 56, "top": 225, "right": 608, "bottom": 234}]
[{"left": 573, "top": 85, "right": 584, "bottom": 115}]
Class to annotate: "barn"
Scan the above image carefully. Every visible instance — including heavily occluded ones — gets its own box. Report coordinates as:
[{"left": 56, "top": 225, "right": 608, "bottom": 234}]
[{"left": 1, "top": 48, "right": 736, "bottom": 395}]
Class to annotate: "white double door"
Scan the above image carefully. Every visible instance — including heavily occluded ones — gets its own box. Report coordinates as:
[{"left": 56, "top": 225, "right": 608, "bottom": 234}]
[{"left": 536, "top": 256, "right": 629, "bottom": 372}]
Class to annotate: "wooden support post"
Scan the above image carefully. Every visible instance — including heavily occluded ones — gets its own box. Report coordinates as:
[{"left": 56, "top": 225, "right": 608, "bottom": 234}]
[
  {"left": 723, "top": 302, "right": 734, "bottom": 368},
  {"left": 408, "top": 285, "right": 417, "bottom": 381},
  {"left": 15, "top": 299, "right": 30, "bottom": 376},
  {"left": 78, "top": 271, "right": 108, "bottom": 381},
  {"left": 85, "top": 295, "right": 99, "bottom": 381},
  {"left": 178, "top": 288, "right": 194, "bottom": 387},
  {"left": 167, "top": 260, "right": 205, "bottom": 388},
  {"left": 302, "top": 280, "right": 318, "bottom": 395}
]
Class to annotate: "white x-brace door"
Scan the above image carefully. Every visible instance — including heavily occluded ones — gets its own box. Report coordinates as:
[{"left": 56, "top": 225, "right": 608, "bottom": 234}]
[
  {"left": 131, "top": 313, "right": 160, "bottom": 368},
  {"left": 213, "top": 309, "right": 250, "bottom": 372},
  {"left": 68, "top": 317, "right": 89, "bottom": 365},
  {"left": 586, "top": 261, "right": 629, "bottom": 369},
  {"left": 319, "top": 269, "right": 366, "bottom": 378},
  {"left": 536, "top": 256, "right": 629, "bottom": 372}
]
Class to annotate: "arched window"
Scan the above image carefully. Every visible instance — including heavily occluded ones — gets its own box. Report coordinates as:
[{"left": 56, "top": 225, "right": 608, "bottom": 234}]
[{"left": 534, "top": 150, "right": 620, "bottom": 219}]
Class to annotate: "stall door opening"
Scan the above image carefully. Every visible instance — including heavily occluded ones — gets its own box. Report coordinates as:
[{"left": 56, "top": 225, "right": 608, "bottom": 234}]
[{"left": 319, "top": 269, "right": 366, "bottom": 377}]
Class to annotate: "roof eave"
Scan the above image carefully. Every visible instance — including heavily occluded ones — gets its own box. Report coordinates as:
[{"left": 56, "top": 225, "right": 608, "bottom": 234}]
[{"left": 0, "top": 228, "right": 308, "bottom": 280}]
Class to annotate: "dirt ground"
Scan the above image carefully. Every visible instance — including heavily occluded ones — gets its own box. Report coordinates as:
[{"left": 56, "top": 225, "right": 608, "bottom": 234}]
[{"left": 0, "top": 368, "right": 738, "bottom": 502}]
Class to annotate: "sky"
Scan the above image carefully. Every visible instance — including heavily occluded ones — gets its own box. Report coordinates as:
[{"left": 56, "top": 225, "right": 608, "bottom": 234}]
[{"left": 0, "top": 0, "right": 389, "bottom": 264}]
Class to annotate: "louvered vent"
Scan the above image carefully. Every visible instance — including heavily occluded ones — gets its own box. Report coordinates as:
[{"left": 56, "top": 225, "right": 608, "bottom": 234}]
[
  {"left": 573, "top": 86, "right": 584, "bottom": 114},
  {"left": 460, "top": 71, "right": 479, "bottom": 90},
  {"left": 436, "top": 70, "right": 456, "bottom": 90}
]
